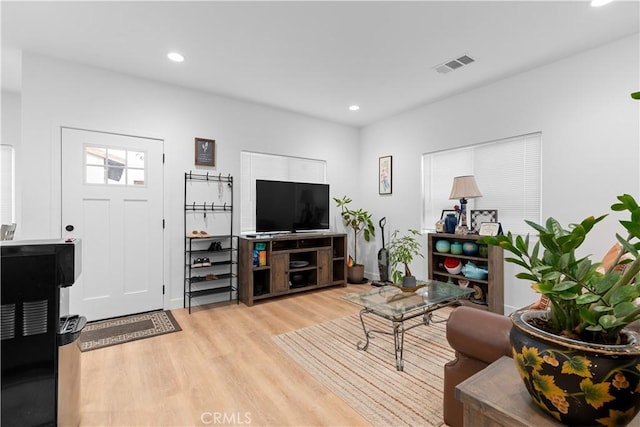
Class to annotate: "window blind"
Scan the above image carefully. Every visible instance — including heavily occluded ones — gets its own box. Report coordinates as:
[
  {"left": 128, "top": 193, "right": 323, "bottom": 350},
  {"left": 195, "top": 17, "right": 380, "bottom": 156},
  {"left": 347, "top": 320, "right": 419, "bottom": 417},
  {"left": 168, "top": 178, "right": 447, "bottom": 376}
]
[{"left": 422, "top": 133, "right": 541, "bottom": 235}]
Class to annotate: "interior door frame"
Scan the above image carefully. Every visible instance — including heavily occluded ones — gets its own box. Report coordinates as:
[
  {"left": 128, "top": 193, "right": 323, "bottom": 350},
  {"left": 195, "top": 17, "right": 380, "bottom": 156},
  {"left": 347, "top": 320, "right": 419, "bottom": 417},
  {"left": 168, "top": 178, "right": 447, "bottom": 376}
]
[{"left": 53, "top": 123, "right": 168, "bottom": 311}]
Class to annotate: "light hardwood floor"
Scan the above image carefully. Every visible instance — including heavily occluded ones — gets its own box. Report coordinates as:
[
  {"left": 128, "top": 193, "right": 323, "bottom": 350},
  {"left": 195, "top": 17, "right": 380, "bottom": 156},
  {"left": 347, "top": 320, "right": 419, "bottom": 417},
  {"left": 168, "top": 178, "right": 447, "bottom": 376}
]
[{"left": 80, "top": 285, "right": 372, "bottom": 426}]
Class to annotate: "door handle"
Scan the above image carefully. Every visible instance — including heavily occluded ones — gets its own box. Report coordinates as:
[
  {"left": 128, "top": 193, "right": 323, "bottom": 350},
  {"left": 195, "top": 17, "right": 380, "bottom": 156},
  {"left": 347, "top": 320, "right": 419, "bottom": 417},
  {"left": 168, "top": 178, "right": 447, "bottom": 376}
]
[{"left": 65, "top": 225, "right": 74, "bottom": 232}]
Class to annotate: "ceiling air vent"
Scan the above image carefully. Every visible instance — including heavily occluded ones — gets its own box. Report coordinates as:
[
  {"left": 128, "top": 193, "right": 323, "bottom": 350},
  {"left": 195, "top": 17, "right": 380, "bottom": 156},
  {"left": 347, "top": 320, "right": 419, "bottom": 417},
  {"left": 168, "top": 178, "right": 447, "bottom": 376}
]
[{"left": 434, "top": 54, "right": 476, "bottom": 74}]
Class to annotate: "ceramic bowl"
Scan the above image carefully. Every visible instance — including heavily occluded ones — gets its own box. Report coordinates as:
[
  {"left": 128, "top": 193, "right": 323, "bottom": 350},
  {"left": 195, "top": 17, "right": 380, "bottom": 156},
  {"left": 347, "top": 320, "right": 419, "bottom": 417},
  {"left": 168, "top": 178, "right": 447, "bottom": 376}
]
[{"left": 444, "top": 257, "right": 462, "bottom": 275}]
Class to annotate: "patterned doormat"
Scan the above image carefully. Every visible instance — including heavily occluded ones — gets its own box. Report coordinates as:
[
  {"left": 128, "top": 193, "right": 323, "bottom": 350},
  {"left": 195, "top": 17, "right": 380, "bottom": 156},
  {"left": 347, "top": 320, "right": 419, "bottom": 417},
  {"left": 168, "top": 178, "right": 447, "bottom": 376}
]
[{"left": 79, "top": 310, "right": 181, "bottom": 352}]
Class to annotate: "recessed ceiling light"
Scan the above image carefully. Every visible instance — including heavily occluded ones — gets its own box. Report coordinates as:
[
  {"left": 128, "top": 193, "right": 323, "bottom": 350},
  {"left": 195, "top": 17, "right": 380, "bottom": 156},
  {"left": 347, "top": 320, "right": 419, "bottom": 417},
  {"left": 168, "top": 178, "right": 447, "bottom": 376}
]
[
  {"left": 167, "top": 52, "right": 184, "bottom": 62},
  {"left": 591, "top": 0, "right": 613, "bottom": 6},
  {"left": 349, "top": 105, "right": 360, "bottom": 111}
]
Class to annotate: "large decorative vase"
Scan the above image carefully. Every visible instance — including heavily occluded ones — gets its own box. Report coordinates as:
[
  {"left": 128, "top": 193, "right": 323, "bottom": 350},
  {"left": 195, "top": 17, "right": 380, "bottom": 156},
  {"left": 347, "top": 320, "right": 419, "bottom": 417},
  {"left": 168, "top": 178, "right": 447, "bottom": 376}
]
[
  {"left": 510, "top": 310, "right": 640, "bottom": 426},
  {"left": 347, "top": 264, "right": 365, "bottom": 284}
]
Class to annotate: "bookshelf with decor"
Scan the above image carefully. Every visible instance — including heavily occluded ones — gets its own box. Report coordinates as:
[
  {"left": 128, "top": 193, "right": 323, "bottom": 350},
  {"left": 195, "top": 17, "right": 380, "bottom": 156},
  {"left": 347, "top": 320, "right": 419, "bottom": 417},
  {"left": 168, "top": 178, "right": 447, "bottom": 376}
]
[{"left": 427, "top": 232, "right": 504, "bottom": 314}]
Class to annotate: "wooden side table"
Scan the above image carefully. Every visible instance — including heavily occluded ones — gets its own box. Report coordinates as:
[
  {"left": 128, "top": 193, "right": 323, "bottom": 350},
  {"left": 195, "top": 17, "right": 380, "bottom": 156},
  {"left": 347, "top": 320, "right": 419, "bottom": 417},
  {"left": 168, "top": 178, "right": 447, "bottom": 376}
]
[{"left": 456, "top": 356, "right": 640, "bottom": 427}]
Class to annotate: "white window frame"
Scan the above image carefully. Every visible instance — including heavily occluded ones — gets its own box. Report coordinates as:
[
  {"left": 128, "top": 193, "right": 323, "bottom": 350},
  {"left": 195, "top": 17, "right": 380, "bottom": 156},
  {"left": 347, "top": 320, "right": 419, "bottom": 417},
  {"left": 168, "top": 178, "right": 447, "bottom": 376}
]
[{"left": 422, "top": 132, "right": 541, "bottom": 235}]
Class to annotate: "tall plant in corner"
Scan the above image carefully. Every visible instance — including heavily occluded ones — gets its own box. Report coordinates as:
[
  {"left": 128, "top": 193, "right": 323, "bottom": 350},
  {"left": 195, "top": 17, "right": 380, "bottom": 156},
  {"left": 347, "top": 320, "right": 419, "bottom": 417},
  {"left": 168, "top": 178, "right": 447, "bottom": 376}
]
[{"left": 334, "top": 196, "right": 375, "bottom": 265}]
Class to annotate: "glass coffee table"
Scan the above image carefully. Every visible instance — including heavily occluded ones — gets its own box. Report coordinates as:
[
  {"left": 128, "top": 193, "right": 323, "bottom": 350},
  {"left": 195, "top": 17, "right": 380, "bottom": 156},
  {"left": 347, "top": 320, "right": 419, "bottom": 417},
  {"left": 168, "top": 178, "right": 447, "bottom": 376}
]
[{"left": 343, "top": 281, "right": 474, "bottom": 371}]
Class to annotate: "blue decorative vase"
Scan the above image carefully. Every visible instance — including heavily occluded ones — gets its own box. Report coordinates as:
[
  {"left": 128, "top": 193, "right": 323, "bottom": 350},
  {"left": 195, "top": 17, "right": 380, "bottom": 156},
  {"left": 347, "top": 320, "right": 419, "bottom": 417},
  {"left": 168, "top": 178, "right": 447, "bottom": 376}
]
[
  {"left": 444, "top": 214, "right": 457, "bottom": 234},
  {"left": 462, "top": 242, "right": 478, "bottom": 256},
  {"left": 435, "top": 240, "right": 450, "bottom": 253}
]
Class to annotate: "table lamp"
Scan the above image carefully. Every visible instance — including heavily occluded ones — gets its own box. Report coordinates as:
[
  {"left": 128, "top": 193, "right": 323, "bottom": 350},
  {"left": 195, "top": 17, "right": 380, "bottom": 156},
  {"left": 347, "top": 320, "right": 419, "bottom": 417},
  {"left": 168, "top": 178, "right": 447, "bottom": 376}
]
[{"left": 449, "top": 175, "right": 482, "bottom": 228}]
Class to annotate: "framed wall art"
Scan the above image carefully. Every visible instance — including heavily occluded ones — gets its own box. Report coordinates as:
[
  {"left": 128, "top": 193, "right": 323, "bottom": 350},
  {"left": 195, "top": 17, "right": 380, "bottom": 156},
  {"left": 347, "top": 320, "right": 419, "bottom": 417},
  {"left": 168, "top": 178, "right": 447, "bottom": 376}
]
[
  {"left": 379, "top": 155, "right": 392, "bottom": 195},
  {"left": 195, "top": 137, "right": 216, "bottom": 167},
  {"left": 470, "top": 209, "right": 498, "bottom": 233}
]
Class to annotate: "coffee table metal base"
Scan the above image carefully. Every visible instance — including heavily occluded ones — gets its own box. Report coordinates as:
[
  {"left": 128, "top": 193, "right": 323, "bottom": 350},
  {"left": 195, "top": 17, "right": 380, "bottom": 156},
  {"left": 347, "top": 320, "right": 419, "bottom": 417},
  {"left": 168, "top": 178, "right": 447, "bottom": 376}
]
[{"left": 355, "top": 301, "right": 454, "bottom": 371}]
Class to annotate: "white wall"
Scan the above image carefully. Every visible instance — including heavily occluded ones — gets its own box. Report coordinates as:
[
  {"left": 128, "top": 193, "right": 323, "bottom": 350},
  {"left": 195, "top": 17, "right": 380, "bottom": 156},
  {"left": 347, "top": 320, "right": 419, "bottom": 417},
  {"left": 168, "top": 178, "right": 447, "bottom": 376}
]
[
  {"left": 1, "top": 91, "right": 20, "bottom": 145},
  {"left": 359, "top": 34, "right": 640, "bottom": 312},
  {"left": 13, "top": 34, "right": 640, "bottom": 313},
  {"left": 19, "top": 53, "right": 360, "bottom": 308}
]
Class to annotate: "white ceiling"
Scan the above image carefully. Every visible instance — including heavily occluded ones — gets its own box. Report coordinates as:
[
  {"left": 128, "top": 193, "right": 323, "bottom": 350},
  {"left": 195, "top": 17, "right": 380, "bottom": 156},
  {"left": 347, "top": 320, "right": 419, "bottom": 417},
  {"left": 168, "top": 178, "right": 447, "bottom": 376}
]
[{"left": 2, "top": 1, "right": 639, "bottom": 127}]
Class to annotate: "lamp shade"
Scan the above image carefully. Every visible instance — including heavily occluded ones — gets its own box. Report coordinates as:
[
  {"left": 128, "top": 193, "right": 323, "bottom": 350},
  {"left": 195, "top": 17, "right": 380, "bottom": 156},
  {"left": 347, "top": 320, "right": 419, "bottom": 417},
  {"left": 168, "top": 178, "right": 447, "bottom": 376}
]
[{"left": 449, "top": 175, "right": 482, "bottom": 199}]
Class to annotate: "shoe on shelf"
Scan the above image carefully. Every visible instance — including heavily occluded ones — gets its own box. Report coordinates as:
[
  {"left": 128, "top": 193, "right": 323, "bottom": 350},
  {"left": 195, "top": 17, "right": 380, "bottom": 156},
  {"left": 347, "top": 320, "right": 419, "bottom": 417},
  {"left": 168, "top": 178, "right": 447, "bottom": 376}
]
[
  {"left": 205, "top": 274, "right": 218, "bottom": 281},
  {"left": 192, "top": 258, "right": 203, "bottom": 268},
  {"left": 200, "top": 257, "right": 211, "bottom": 267},
  {"left": 207, "top": 241, "right": 223, "bottom": 251}
]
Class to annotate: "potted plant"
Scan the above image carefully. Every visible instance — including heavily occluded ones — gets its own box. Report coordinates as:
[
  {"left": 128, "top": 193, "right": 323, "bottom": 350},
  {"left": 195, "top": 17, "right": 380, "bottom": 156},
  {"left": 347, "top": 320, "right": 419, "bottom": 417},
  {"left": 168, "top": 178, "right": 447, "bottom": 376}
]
[
  {"left": 479, "top": 194, "right": 640, "bottom": 426},
  {"left": 334, "top": 196, "right": 375, "bottom": 283},
  {"left": 387, "top": 229, "right": 424, "bottom": 287}
]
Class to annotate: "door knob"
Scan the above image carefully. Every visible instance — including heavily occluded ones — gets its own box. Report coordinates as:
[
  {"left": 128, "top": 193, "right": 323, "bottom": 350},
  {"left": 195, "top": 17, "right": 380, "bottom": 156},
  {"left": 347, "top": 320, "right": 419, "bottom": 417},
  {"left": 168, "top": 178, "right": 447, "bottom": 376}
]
[{"left": 65, "top": 225, "right": 74, "bottom": 232}]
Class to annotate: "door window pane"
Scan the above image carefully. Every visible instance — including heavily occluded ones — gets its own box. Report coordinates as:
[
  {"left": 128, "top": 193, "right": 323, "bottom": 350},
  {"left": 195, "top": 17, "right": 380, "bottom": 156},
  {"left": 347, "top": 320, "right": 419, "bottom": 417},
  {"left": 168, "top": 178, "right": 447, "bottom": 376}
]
[
  {"left": 127, "top": 169, "right": 145, "bottom": 186},
  {"left": 84, "top": 146, "right": 147, "bottom": 187},
  {"left": 107, "top": 149, "right": 126, "bottom": 167},
  {"left": 127, "top": 151, "right": 144, "bottom": 168},
  {"left": 86, "top": 147, "right": 106, "bottom": 165},
  {"left": 107, "top": 166, "right": 125, "bottom": 184},
  {"left": 86, "top": 166, "right": 105, "bottom": 184}
]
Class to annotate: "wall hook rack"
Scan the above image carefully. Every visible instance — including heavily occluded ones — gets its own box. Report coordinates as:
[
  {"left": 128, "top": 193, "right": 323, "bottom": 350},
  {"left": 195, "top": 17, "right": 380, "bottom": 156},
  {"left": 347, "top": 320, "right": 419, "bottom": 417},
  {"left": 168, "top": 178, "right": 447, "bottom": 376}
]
[{"left": 183, "top": 171, "right": 238, "bottom": 313}]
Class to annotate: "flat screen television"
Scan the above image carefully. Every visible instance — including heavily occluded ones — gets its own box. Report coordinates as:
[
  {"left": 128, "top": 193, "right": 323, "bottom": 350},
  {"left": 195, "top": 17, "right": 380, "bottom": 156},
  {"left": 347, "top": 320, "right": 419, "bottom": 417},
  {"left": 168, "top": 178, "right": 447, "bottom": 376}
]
[{"left": 256, "top": 180, "right": 329, "bottom": 233}]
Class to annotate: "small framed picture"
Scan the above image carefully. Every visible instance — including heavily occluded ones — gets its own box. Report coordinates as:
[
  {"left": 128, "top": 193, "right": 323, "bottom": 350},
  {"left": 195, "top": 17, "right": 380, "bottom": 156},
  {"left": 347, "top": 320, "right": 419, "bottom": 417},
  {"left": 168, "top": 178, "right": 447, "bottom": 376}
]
[
  {"left": 195, "top": 138, "right": 216, "bottom": 167},
  {"left": 379, "top": 155, "right": 392, "bottom": 195},
  {"left": 479, "top": 222, "right": 501, "bottom": 236},
  {"left": 471, "top": 209, "right": 498, "bottom": 233}
]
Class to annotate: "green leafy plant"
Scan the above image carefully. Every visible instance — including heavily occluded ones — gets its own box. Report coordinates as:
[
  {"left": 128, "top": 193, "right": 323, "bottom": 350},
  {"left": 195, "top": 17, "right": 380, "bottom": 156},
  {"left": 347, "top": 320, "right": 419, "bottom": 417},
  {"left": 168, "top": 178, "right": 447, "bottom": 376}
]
[
  {"left": 388, "top": 229, "right": 424, "bottom": 284},
  {"left": 333, "top": 196, "right": 375, "bottom": 265},
  {"left": 479, "top": 194, "right": 640, "bottom": 345}
]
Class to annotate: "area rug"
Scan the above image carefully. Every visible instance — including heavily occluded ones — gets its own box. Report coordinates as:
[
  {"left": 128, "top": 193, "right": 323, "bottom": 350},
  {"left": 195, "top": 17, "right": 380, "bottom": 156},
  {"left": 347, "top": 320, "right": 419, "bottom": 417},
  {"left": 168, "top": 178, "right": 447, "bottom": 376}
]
[
  {"left": 273, "top": 307, "right": 454, "bottom": 427},
  {"left": 79, "top": 310, "right": 181, "bottom": 352}
]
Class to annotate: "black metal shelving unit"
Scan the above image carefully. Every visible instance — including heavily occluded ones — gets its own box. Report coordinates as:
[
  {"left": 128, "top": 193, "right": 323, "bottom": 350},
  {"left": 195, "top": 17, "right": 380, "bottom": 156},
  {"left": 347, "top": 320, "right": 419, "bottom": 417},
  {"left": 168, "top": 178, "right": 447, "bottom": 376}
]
[{"left": 184, "top": 171, "right": 238, "bottom": 313}]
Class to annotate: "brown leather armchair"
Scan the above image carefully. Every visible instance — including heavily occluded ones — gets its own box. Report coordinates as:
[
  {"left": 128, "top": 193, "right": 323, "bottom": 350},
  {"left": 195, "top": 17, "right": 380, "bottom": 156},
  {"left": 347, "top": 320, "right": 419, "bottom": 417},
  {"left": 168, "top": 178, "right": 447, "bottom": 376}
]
[{"left": 443, "top": 306, "right": 513, "bottom": 427}]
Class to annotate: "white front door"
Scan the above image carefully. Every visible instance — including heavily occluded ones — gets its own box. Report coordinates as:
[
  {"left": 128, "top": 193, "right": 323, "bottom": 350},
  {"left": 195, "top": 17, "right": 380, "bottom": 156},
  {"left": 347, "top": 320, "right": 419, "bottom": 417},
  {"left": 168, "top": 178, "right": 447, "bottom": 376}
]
[{"left": 61, "top": 127, "right": 164, "bottom": 321}]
